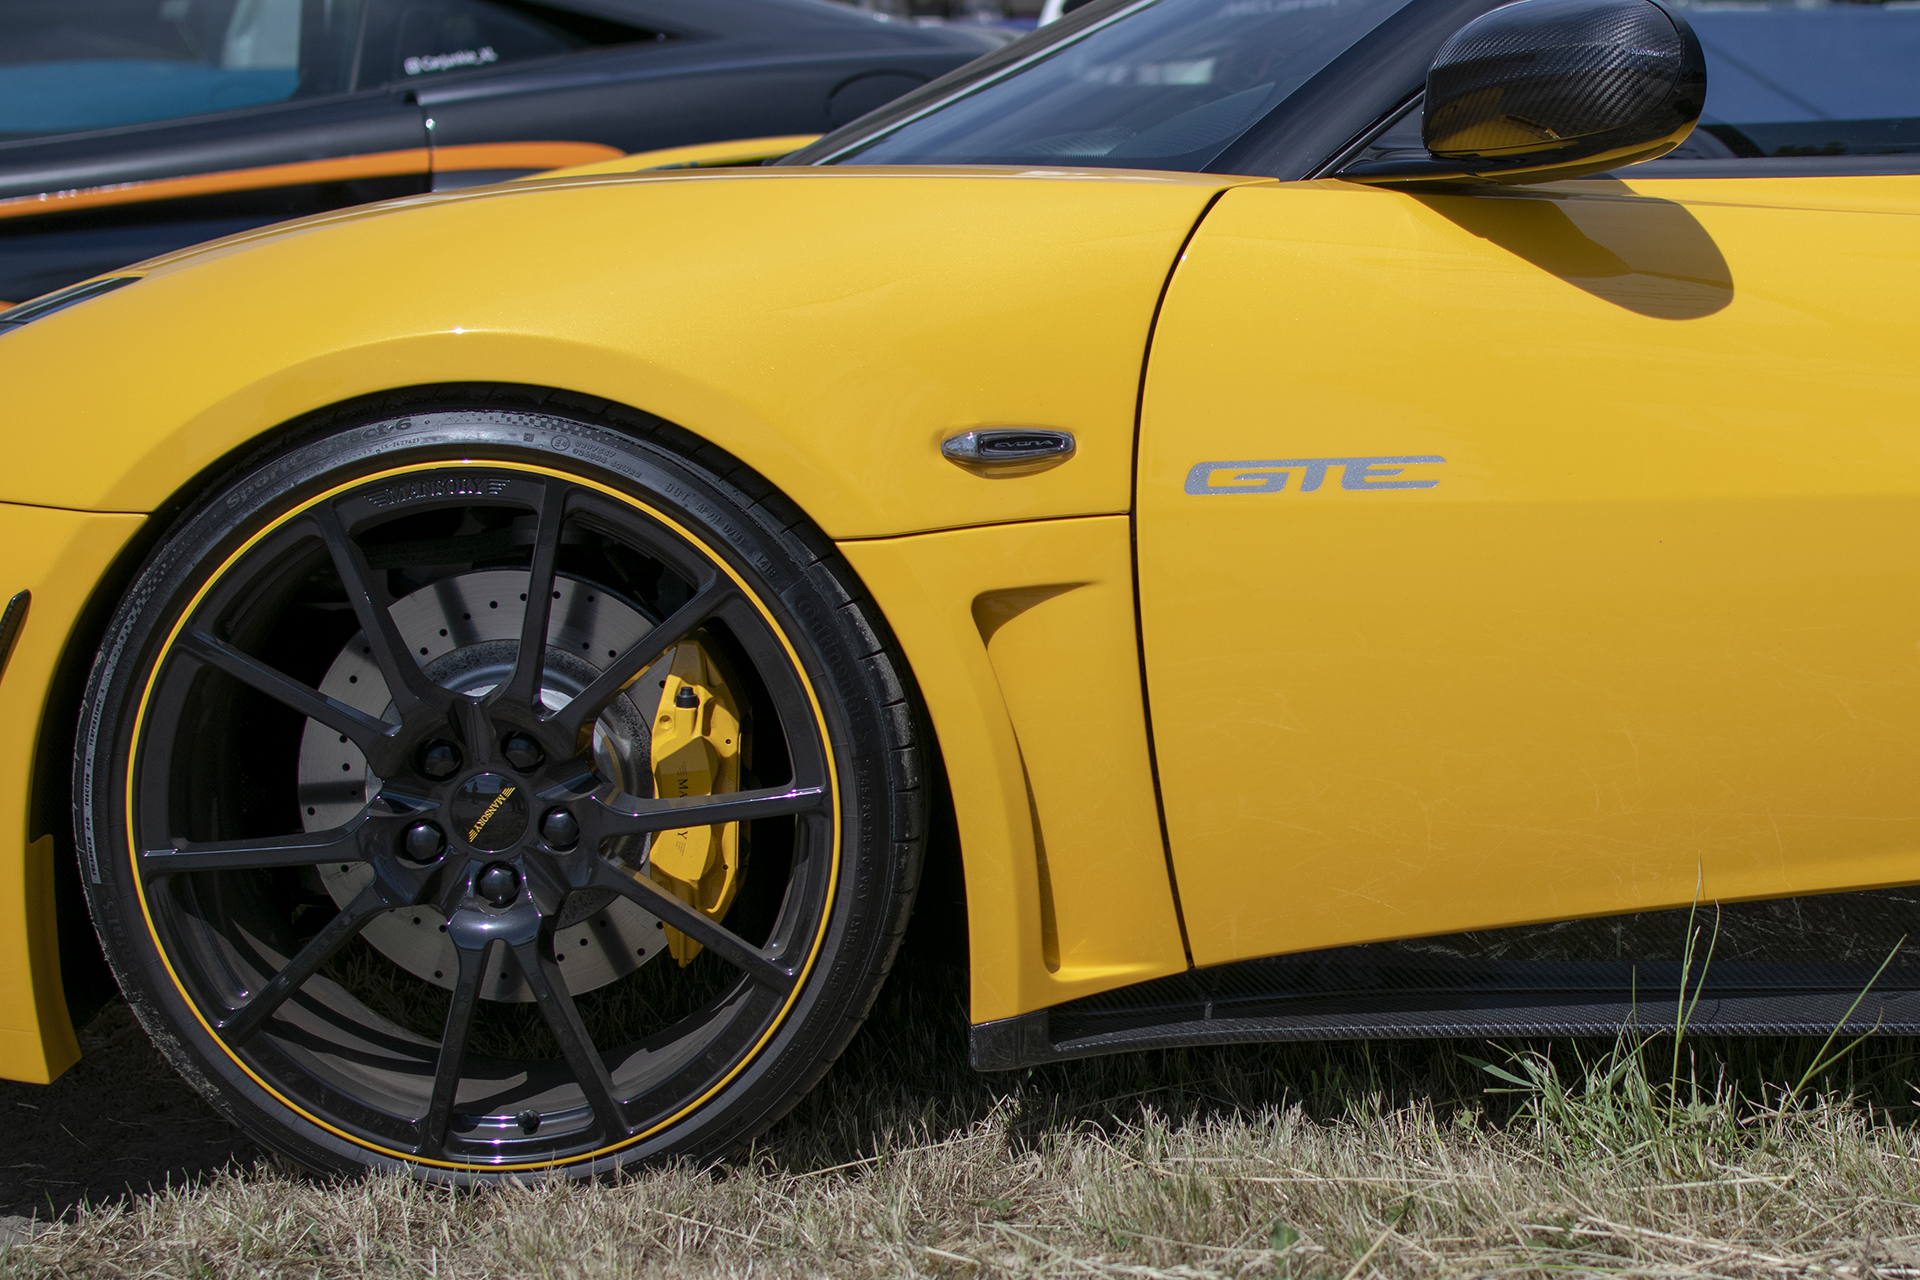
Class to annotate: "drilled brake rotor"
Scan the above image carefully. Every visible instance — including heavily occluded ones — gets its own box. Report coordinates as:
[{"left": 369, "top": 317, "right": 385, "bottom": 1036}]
[{"left": 297, "top": 569, "right": 670, "bottom": 1001}]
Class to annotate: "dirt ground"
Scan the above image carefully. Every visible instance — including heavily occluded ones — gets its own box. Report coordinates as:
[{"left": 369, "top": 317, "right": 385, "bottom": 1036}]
[
  {"left": 0, "top": 1002, "right": 256, "bottom": 1224},
  {"left": 11, "top": 884, "right": 1920, "bottom": 1276},
  {"left": 0, "top": 856, "right": 972, "bottom": 1232}
]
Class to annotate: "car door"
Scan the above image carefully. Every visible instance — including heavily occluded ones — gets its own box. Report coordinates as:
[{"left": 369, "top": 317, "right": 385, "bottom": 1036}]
[
  {"left": 356, "top": 0, "right": 662, "bottom": 187},
  {"left": 1136, "top": 70, "right": 1920, "bottom": 966},
  {"left": 402, "top": 0, "right": 986, "bottom": 179}
]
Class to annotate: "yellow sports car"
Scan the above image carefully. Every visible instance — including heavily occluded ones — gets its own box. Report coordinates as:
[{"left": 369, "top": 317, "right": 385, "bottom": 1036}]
[{"left": 0, "top": 0, "right": 1916, "bottom": 1178}]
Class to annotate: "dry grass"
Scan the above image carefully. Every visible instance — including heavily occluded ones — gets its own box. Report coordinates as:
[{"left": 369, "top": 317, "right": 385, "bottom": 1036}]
[{"left": 12, "top": 921, "right": 1920, "bottom": 1277}]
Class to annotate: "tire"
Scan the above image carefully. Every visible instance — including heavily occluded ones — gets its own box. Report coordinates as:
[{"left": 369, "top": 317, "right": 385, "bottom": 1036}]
[{"left": 73, "top": 389, "right": 926, "bottom": 1178}]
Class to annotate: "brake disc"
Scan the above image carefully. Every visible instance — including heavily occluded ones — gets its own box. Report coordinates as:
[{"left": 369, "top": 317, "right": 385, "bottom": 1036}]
[{"left": 296, "top": 568, "right": 669, "bottom": 1002}]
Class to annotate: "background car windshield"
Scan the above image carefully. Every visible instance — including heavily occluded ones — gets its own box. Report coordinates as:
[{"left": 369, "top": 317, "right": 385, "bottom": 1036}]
[
  {"left": 1674, "top": 0, "right": 1919, "bottom": 161},
  {"left": 835, "top": 0, "right": 1416, "bottom": 170}
]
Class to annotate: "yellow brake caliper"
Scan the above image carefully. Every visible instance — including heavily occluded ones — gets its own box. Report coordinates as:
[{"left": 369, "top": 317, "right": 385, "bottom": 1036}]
[{"left": 647, "top": 640, "right": 742, "bottom": 965}]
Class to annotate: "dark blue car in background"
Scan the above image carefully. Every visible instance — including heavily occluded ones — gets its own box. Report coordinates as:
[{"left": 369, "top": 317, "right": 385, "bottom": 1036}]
[{"left": 0, "top": 0, "right": 998, "bottom": 302}]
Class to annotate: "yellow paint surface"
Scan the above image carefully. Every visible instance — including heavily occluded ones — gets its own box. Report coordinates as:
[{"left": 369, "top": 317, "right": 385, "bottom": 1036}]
[
  {"left": 12, "top": 158, "right": 1915, "bottom": 1057},
  {"left": 530, "top": 135, "right": 822, "bottom": 178},
  {"left": 1138, "top": 176, "right": 1920, "bottom": 967},
  {"left": 842, "top": 516, "right": 1185, "bottom": 1021},
  {"left": 0, "top": 505, "right": 145, "bottom": 1082},
  {"left": 0, "top": 168, "right": 1246, "bottom": 535}
]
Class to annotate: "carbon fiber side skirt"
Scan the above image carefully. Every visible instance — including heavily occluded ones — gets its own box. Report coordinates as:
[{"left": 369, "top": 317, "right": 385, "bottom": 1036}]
[{"left": 970, "top": 888, "right": 1920, "bottom": 1070}]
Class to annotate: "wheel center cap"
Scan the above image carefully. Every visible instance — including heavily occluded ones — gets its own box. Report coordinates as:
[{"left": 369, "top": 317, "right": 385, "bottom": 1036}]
[{"left": 451, "top": 773, "right": 529, "bottom": 851}]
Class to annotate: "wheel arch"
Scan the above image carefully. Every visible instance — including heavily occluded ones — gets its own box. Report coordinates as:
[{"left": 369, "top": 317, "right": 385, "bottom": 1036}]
[
  {"left": 30, "top": 370, "right": 1187, "bottom": 1074},
  {"left": 26, "top": 382, "right": 991, "bottom": 1075}
]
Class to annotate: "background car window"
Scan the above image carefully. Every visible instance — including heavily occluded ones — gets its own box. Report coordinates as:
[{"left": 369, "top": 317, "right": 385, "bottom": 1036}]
[
  {"left": 1671, "top": 0, "right": 1919, "bottom": 162},
  {"left": 364, "top": 0, "right": 664, "bottom": 85},
  {"left": 0, "top": 0, "right": 363, "bottom": 141},
  {"left": 836, "top": 0, "right": 1417, "bottom": 171}
]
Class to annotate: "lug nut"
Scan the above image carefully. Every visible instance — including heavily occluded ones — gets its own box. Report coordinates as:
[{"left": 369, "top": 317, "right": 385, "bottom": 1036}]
[
  {"left": 476, "top": 862, "right": 521, "bottom": 908},
  {"left": 541, "top": 807, "right": 580, "bottom": 849},
  {"left": 402, "top": 821, "right": 446, "bottom": 862},
  {"left": 418, "top": 741, "right": 462, "bottom": 780},
  {"left": 501, "top": 733, "right": 544, "bottom": 771}
]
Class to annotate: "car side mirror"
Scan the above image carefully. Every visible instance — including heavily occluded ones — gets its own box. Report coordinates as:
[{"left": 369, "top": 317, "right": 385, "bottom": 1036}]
[{"left": 1340, "top": 0, "right": 1706, "bottom": 186}]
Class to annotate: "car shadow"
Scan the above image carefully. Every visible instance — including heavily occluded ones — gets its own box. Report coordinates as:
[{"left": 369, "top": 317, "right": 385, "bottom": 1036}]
[
  {"left": 0, "top": 1002, "right": 258, "bottom": 1221},
  {"left": 7, "top": 884, "right": 1919, "bottom": 1208},
  {"left": 1412, "top": 179, "right": 1735, "bottom": 320}
]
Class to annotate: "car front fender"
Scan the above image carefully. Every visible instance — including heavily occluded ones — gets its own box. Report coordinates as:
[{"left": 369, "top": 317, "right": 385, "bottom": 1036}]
[{"left": 0, "top": 167, "right": 1257, "bottom": 536}]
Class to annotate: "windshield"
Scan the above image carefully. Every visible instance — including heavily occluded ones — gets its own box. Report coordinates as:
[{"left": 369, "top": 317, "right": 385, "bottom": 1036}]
[{"left": 828, "top": 0, "right": 1417, "bottom": 171}]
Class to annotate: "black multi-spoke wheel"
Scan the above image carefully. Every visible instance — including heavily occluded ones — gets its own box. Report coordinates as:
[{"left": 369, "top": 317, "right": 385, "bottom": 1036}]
[{"left": 75, "top": 394, "right": 925, "bottom": 1176}]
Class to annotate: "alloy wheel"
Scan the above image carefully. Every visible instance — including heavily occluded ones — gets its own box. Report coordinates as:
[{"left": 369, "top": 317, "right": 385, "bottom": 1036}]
[{"left": 116, "top": 457, "right": 843, "bottom": 1169}]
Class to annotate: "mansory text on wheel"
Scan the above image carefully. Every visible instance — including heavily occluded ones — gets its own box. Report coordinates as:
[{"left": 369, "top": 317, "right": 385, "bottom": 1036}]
[{"left": 74, "top": 397, "right": 925, "bottom": 1177}]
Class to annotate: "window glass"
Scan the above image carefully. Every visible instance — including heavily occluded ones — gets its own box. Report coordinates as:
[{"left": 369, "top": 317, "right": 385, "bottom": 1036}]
[
  {"left": 1669, "top": 0, "right": 1920, "bottom": 161},
  {"left": 835, "top": 0, "right": 1417, "bottom": 171},
  {"left": 0, "top": 0, "right": 363, "bottom": 141}
]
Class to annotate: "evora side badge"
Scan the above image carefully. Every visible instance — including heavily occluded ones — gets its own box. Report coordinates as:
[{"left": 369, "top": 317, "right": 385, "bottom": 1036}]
[{"left": 941, "top": 429, "right": 1076, "bottom": 469}]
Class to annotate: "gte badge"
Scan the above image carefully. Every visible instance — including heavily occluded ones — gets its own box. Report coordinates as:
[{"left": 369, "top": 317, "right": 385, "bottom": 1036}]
[{"left": 1185, "top": 455, "right": 1445, "bottom": 495}]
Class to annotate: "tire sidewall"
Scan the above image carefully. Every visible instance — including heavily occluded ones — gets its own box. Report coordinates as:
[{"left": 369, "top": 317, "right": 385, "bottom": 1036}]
[{"left": 75, "top": 401, "right": 920, "bottom": 1179}]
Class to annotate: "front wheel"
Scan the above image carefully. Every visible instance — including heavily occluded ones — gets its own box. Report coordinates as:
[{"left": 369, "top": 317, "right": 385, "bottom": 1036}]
[{"left": 74, "top": 394, "right": 925, "bottom": 1177}]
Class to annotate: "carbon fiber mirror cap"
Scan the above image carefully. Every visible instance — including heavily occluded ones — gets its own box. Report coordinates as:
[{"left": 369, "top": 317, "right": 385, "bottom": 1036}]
[{"left": 1340, "top": 0, "right": 1706, "bottom": 187}]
